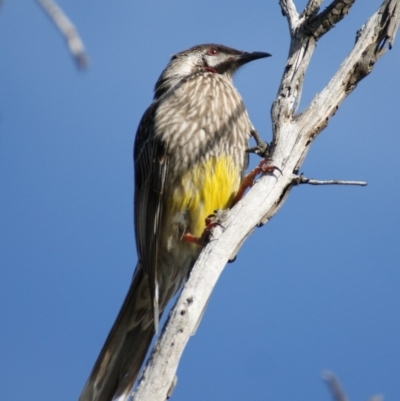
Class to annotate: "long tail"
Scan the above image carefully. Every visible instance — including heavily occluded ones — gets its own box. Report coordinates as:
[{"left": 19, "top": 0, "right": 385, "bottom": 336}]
[{"left": 80, "top": 266, "right": 155, "bottom": 401}]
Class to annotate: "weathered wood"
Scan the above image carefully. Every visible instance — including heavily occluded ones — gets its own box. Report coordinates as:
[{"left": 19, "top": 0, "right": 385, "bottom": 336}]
[
  {"left": 304, "top": 0, "right": 356, "bottom": 40},
  {"left": 301, "top": 0, "right": 323, "bottom": 18},
  {"left": 35, "top": 0, "right": 88, "bottom": 68}
]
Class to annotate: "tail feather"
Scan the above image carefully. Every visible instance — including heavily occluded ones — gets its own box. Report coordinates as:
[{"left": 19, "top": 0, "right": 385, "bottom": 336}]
[{"left": 80, "top": 266, "right": 155, "bottom": 401}]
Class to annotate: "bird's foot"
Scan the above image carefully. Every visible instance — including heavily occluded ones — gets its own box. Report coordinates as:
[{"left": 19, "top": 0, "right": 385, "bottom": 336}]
[
  {"left": 232, "top": 159, "right": 281, "bottom": 205},
  {"left": 182, "top": 213, "right": 224, "bottom": 246},
  {"left": 246, "top": 129, "right": 270, "bottom": 159}
]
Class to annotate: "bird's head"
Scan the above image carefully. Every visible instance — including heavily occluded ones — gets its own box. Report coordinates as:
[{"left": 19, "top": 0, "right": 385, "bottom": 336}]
[{"left": 154, "top": 44, "right": 271, "bottom": 99}]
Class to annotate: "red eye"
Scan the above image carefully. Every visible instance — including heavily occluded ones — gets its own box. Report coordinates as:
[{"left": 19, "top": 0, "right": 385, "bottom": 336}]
[{"left": 208, "top": 48, "right": 218, "bottom": 55}]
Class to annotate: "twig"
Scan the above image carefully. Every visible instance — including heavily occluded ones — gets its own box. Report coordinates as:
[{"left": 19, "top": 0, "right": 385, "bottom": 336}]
[
  {"left": 322, "top": 371, "right": 349, "bottom": 401},
  {"left": 294, "top": 175, "right": 367, "bottom": 186},
  {"left": 35, "top": 0, "right": 88, "bottom": 68},
  {"left": 322, "top": 371, "right": 384, "bottom": 401}
]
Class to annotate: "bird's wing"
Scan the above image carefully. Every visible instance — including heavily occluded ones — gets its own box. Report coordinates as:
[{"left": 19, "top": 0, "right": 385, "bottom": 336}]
[{"left": 133, "top": 101, "right": 169, "bottom": 332}]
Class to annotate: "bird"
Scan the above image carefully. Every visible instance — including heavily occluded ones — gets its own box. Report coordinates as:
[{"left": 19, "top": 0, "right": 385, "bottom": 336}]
[{"left": 79, "top": 43, "right": 271, "bottom": 401}]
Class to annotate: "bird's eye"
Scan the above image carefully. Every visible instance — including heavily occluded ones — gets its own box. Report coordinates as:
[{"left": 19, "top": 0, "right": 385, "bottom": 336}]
[{"left": 208, "top": 48, "right": 218, "bottom": 56}]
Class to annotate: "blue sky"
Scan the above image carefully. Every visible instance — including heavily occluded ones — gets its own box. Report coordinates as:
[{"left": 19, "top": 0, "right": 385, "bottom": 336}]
[{"left": 1, "top": 1, "right": 399, "bottom": 400}]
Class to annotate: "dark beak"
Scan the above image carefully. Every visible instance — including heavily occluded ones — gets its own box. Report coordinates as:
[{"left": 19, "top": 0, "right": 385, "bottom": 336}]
[{"left": 238, "top": 51, "right": 271, "bottom": 65}]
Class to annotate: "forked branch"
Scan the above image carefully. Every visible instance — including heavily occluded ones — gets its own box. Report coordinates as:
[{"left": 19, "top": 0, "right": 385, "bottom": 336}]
[
  {"left": 132, "top": 1, "right": 400, "bottom": 400},
  {"left": 322, "top": 371, "right": 384, "bottom": 401}
]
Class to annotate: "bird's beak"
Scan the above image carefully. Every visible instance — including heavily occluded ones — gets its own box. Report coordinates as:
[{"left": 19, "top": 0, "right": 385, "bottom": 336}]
[{"left": 237, "top": 51, "right": 271, "bottom": 65}]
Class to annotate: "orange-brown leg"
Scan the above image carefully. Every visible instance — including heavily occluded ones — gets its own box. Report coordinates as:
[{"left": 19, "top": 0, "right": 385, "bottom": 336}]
[
  {"left": 182, "top": 215, "right": 223, "bottom": 246},
  {"left": 182, "top": 232, "right": 204, "bottom": 246},
  {"left": 232, "top": 159, "right": 281, "bottom": 206},
  {"left": 182, "top": 159, "right": 280, "bottom": 245}
]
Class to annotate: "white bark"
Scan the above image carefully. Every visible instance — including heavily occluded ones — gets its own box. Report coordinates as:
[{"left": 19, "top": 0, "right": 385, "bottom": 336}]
[
  {"left": 132, "top": 1, "right": 400, "bottom": 400},
  {"left": 35, "top": 0, "right": 88, "bottom": 68}
]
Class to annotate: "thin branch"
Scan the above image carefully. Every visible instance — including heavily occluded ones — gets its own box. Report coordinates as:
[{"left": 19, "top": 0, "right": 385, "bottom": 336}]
[
  {"left": 322, "top": 371, "right": 349, "bottom": 401},
  {"left": 322, "top": 371, "right": 384, "bottom": 401},
  {"left": 279, "top": 0, "right": 300, "bottom": 33},
  {"left": 304, "top": 0, "right": 357, "bottom": 40},
  {"left": 35, "top": 0, "right": 88, "bottom": 68},
  {"left": 294, "top": 175, "right": 367, "bottom": 186}
]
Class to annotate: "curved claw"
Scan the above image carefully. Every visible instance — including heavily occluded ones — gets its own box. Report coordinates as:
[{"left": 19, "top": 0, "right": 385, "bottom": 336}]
[
  {"left": 233, "top": 159, "right": 281, "bottom": 205},
  {"left": 182, "top": 215, "right": 224, "bottom": 246}
]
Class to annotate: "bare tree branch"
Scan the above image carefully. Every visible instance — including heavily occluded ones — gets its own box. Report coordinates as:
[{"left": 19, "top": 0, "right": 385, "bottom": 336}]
[
  {"left": 295, "top": 175, "right": 367, "bottom": 186},
  {"left": 322, "top": 371, "right": 384, "bottom": 401},
  {"left": 301, "top": 0, "right": 323, "bottom": 18},
  {"left": 304, "top": 0, "right": 357, "bottom": 40},
  {"left": 279, "top": 0, "right": 300, "bottom": 33},
  {"left": 131, "top": 1, "right": 400, "bottom": 400},
  {"left": 382, "top": 0, "right": 400, "bottom": 48},
  {"left": 322, "top": 371, "right": 349, "bottom": 401},
  {"left": 35, "top": 0, "right": 88, "bottom": 68}
]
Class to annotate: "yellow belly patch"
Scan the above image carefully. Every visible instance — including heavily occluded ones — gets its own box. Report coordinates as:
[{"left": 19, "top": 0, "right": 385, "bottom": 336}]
[{"left": 166, "top": 156, "right": 241, "bottom": 238}]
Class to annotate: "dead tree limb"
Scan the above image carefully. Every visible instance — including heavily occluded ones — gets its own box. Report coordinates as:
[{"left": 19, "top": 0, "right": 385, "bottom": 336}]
[
  {"left": 322, "top": 371, "right": 349, "bottom": 401},
  {"left": 295, "top": 175, "right": 367, "bottom": 186},
  {"left": 321, "top": 371, "right": 384, "bottom": 401},
  {"left": 132, "top": 1, "right": 400, "bottom": 400},
  {"left": 35, "top": 0, "right": 88, "bottom": 68}
]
